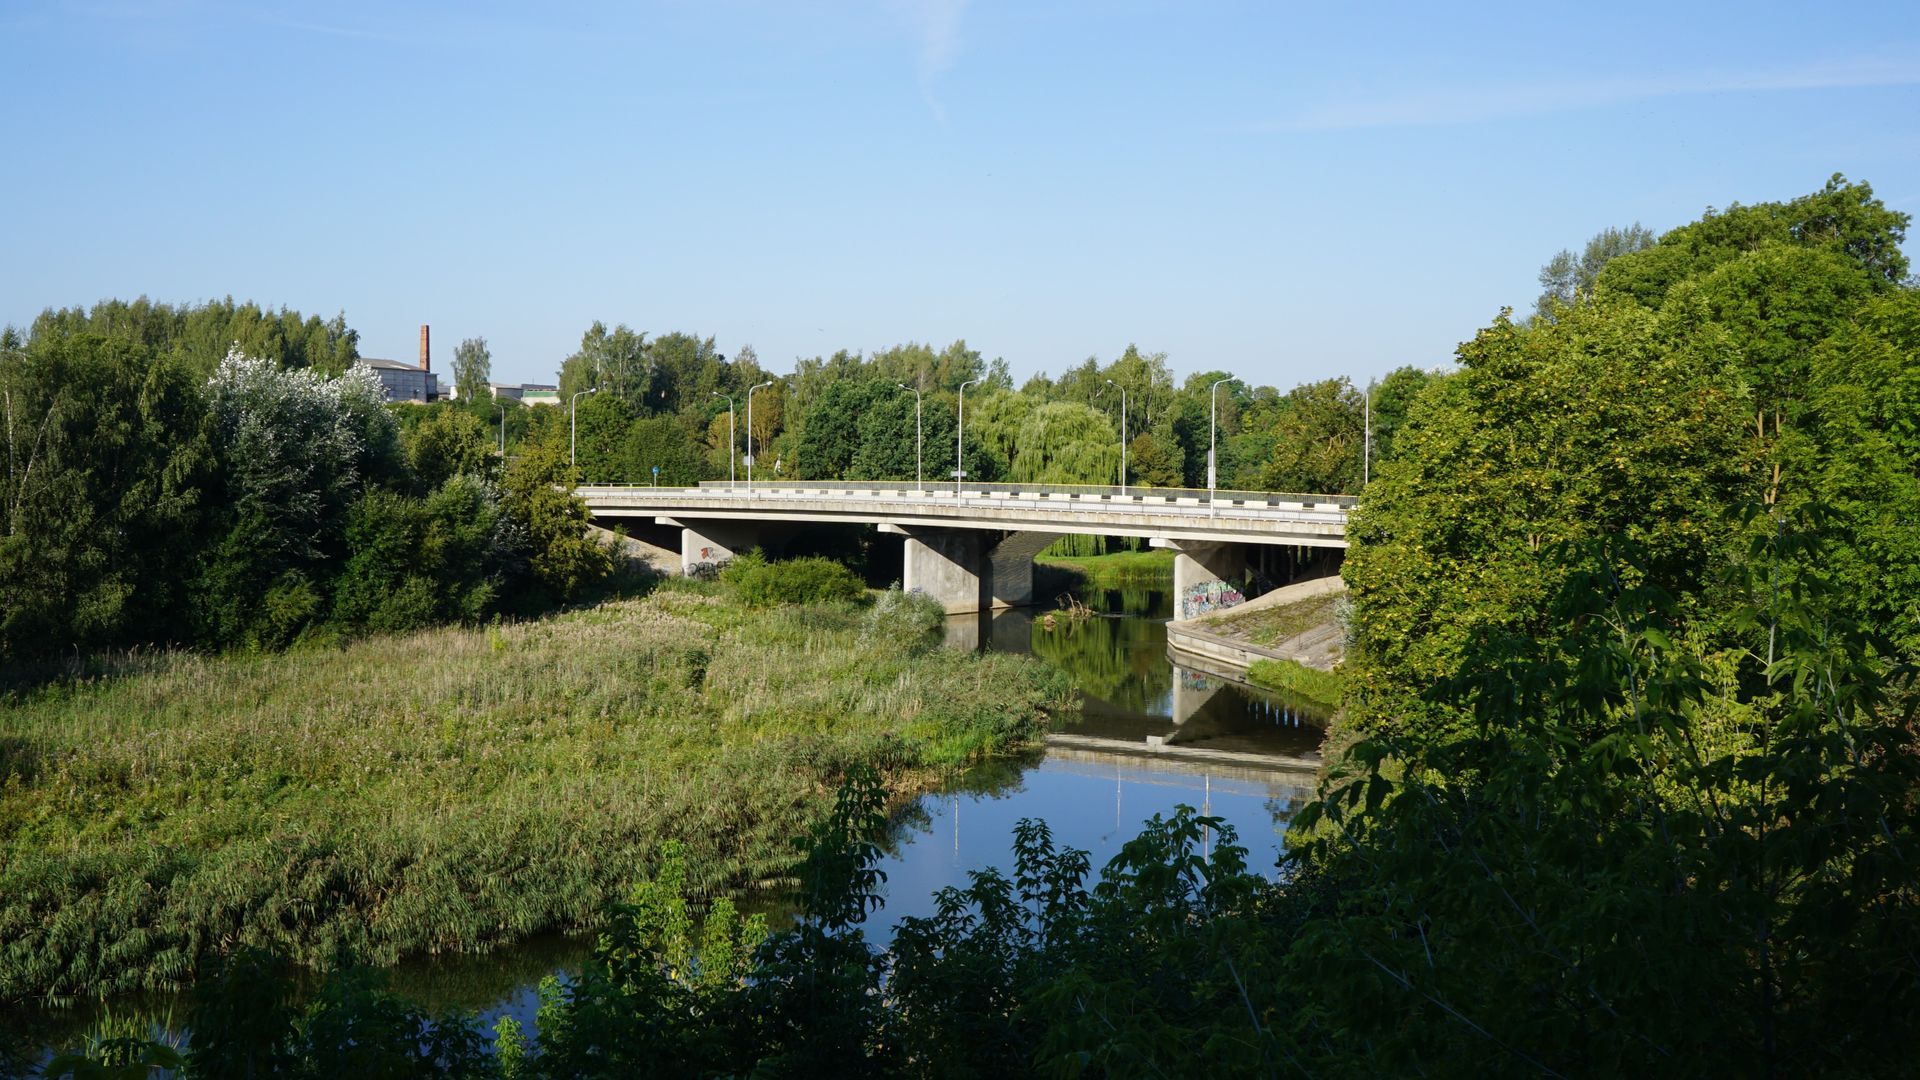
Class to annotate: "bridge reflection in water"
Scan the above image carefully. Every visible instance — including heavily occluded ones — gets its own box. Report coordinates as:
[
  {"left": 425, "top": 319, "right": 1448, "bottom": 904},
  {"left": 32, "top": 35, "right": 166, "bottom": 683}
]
[
  {"left": 940, "top": 590, "right": 1328, "bottom": 765},
  {"left": 873, "top": 584, "right": 1328, "bottom": 912}
]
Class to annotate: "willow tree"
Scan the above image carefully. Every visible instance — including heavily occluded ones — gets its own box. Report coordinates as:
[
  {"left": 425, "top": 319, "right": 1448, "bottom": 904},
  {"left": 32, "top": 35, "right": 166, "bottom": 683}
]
[{"left": 1011, "top": 401, "right": 1121, "bottom": 555}]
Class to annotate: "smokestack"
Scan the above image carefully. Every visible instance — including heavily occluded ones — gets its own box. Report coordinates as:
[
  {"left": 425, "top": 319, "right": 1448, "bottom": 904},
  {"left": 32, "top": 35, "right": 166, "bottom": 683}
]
[{"left": 419, "top": 324, "right": 430, "bottom": 372}]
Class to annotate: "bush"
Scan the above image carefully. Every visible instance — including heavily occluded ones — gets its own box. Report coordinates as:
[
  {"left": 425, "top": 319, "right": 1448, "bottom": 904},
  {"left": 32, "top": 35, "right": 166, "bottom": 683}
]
[
  {"left": 721, "top": 553, "right": 865, "bottom": 607},
  {"left": 863, "top": 586, "right": 944, "bottom": 644}
]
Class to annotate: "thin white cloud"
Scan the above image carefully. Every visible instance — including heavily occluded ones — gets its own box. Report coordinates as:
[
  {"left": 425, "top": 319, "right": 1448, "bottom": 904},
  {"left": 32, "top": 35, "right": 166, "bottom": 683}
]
[
  {"left": 893, "top": 0, "right": 968, "bottom": 122},
  {"left": 1267, "top": 54, "right": 1920, "bottom": 131},
  {"left": 248, "top": 13, "right": 395, "bottom": 41}
]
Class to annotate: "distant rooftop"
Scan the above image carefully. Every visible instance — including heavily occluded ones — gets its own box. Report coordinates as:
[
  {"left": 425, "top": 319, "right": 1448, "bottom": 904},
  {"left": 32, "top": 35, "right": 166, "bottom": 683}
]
[{"left": 358, "top": 357, "right": 420, "bottom": 371}]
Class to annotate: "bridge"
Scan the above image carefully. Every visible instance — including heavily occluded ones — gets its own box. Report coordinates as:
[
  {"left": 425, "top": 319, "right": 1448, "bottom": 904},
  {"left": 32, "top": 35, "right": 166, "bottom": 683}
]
[{"left": 578, "top": 481, "right": 1352, "bottom": 620}]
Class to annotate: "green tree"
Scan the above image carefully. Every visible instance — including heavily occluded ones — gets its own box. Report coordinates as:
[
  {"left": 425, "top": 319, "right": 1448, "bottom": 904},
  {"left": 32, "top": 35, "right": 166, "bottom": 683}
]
[
  {"left": 0, "top": 331, "right": 214, "bottom": 655},
  {"left": 451, "top": 336, "right": 492, "bottom": 402},
  {"left": 1595, "top": 173, "right": 1909, "bottom": 309},
  {"left": 1342, "top": 299, "right": 1750, "bottom": 739},
  {"left": 500, "top": 429, "right": 612, "bottom": 601},
  {"left": 795, "top": 378, "right": 888, "bottom": 479},
  {"left": 559, "top": 321, "right": 652, "bottom": 406},
  {"left": 403, "top": 406, "right": 495, "bottom": 491},
  {"left": 1009, "top": 401, "right": 1119, "bottom": 485},
  {"left": 1533, "top": 222, "right": 1656, "bottom": 319},
  {"left": 1126, "top": 430, "right": 1182, "bottom": 487},
  {"left": 620, "top": 414, "right": 705, "bottom": 487},
  {"left": 1255, "top": 377, "right": 1364, "bottom": 494},
  {"left": 1365, "top": 364, "right": 1440, "bottom": 465}
]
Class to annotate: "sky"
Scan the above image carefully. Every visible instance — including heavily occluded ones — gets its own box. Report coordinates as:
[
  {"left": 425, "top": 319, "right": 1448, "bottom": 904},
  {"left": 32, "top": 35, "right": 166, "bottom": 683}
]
[{"left": 3, "top": 0, "right": 1917, "bottom": 388}]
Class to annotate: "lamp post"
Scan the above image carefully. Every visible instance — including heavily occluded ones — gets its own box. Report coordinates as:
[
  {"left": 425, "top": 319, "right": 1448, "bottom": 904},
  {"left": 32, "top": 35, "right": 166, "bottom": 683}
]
[
  {"left": 1208, "top": 377, "right": 1231, "bottom": 506},
  {"left": 746, "top": 380, "right": 774, "bottom": 496},
  {"left": 1105, "top": 378, "right": 1128, "bottom": 496},
  {"left": 711, "top": 391, "right": 736, "bottom": 489},
  {"left": 494, "top": 400, "right": 506, "bottom": 456},
  {"left": 955, "top": 378, "right": 980, "bottom": 497},
  {"left": 897, "top": 383, "right": 923, "bottom": 488},
  {"left": 1363, "top": 379, "right": 1371, "bottom": 488},
  {"left": 569, "top": 387, "right": 598, "bottom": 476}
]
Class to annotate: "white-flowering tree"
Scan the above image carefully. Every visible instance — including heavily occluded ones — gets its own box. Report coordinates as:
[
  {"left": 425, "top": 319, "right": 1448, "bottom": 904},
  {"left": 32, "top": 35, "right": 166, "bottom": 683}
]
[{"left": 199, "top": 348, "right": 399, "bottom": 644}]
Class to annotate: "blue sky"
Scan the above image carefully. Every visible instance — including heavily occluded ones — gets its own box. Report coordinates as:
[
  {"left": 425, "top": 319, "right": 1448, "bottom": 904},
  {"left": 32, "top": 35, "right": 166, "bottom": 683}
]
[{"left": 3, "top": 1, "right": 1916, "bottom": 387}]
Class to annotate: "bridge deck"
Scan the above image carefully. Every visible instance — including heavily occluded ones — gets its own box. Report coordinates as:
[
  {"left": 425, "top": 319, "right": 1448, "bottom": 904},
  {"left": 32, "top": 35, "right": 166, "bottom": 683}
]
[{"left": 578, "top": 482, "right": 1351, "bottom": 547}]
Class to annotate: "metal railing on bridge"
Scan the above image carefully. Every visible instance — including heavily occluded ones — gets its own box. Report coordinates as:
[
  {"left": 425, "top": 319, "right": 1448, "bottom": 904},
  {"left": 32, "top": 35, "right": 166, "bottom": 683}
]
[{"left": 575, "top": 480, "right": 1357, "bottom": 512}]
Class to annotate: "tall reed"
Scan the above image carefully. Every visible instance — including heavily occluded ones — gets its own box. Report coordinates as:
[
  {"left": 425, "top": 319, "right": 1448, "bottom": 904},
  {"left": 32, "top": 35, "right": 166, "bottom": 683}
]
[{"left": 0, "top": 588, "right": 1073, "bottom": 1000}]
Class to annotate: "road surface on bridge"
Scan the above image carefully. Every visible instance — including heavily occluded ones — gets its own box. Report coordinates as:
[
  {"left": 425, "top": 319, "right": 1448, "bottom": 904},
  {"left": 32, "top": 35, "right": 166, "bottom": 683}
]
[{"left": 576, "top": 481, "right": 1352, "bottom": 548}]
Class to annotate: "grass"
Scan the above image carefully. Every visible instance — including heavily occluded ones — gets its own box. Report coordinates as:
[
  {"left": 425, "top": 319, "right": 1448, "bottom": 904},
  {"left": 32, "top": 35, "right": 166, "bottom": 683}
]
[
  {"left": 1036, "top": 549, "right": 1175, "bottom": 589},
  {"left": 1246, "top": 658, "right": 1345, "bottom": 712},
  {"left": 0, "top": 585, "right": 1072, "bottom": 1002},
  {"left": 1205, "top": 591, "right": 1343, "bottom": 647}
]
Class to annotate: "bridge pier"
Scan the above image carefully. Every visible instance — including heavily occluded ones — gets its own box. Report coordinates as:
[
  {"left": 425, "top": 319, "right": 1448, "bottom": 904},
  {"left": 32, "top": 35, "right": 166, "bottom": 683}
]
[
  {"left": 890, "top": 527, "right": 1063, "bottom": 614},
  {"left": 663, "top": 518, "right": 765, "bottom": 577},
  {"left": 898, "top": 527, "right": 986, "bottom": 614},
  {"left": 1155, "top": 538, "right": 1250, "bottom": 621}
]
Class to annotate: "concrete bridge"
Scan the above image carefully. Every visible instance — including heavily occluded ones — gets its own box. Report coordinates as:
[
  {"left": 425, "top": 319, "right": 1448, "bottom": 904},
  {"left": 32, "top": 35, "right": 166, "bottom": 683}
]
[{"left": 578, "top": 481, "right": 1352, "bottom": 620}]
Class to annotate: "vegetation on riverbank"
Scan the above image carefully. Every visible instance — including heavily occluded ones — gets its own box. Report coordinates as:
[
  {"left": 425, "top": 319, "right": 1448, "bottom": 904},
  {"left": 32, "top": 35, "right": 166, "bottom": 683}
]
[
  {"left": 1035, "top": 548, "right": 1174, "bottom": 589},
  {"left": 1204, "top": 589, "right": 1341, "bottom": 648},
  {"left": 1245, "top": 657, "right": 1343, "bottom": 711},
  {"left": 0, "top": 584, "right": 1071, "bottom": 1002}
]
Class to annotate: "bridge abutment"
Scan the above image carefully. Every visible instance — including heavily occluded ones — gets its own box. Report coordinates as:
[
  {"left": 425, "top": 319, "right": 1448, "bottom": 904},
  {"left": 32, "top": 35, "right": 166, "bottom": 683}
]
[{"left": 1157, "top": 538, "right": 1250, "bottom": 621}]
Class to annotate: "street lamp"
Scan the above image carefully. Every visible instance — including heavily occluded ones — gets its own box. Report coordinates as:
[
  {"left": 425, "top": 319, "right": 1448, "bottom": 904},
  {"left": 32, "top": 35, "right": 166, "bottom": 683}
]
[
  {"left": 897, "top": 382, "right": 923, "bottom": 488},
  {"left": 494, "top": 400, "right": 506, "bottom": 456},
  {"left": 1105, "top": 378, "right": 1128, "bottom": 496},
  {"left": 711, "top": 391, "right": 736, "bottom": 489},
  {"left": 569, "top": 387, "right": 599, "bottom": 476},
  {"left": 1208, "top": 377, "right": 1232, "bottom": 506},
  {"left": 1363, "top": 379, "right": 1371, "bottom": 488},
  {"left": 955, "top": 378, "right": 980, "bottom": 497},
  {"left": 746, "top": 380, "right": 774, "bottom": 496}
]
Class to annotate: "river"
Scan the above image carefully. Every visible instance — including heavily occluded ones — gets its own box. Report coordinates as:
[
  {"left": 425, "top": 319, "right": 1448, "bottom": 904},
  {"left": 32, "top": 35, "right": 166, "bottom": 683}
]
[{"left": 392, "top": 583, "right": 1330, "bottom": 1029}]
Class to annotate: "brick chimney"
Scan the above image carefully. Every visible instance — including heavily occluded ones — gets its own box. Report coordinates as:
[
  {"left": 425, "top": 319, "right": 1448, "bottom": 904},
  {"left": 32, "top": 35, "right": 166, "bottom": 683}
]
[{"left": 418, "top": 324, "right": 431, "bottom": 372}]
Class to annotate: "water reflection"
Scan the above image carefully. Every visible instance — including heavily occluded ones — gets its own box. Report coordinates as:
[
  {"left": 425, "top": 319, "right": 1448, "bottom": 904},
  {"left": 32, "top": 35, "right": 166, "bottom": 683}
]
[
  {"left": 943, "top": 587, "right": 1329, "bottom": 761},
  {"left": 873, "top": 585, "right": 1330, "bottom": 926}
]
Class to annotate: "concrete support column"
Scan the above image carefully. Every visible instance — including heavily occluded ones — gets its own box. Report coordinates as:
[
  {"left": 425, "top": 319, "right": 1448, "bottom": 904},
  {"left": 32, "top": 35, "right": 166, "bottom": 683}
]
[
  {"left": 899, "top": 527, "right": 988, "bottom": 614},
  {"left": 662, "top": 518, "right": 763, "bottom": 577},
  {"left": 1155, "top": 538, "right": 1249, "bottom": 621}
]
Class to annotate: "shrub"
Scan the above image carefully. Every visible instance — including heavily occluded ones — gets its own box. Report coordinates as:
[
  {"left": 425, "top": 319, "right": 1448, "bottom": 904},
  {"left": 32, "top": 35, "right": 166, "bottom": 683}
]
[
  {"left": 862, "top": 586, "right": 944, "bottom": 644},
  {"left": 721, "top": 553, "right": 864, "bottom": 608}
]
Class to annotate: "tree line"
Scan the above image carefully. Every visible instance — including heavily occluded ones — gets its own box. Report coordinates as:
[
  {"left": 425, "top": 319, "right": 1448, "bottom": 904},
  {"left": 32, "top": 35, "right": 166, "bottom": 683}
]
[
  {"left": 0, "top": 304, "right": 609, "bottom": 661},
  {"left": 546, "top": 326, "right": 1433, "bottom": 496}
]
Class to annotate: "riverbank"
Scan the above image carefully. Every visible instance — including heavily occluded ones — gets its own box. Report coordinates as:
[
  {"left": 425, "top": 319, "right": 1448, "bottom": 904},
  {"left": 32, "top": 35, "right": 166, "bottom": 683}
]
[
  {"left": 1036, "top": 548, "right": 1175, "bottom": 590},
  {"left": 0, "top": 583, "right": 1073, "bottom": 1002}
]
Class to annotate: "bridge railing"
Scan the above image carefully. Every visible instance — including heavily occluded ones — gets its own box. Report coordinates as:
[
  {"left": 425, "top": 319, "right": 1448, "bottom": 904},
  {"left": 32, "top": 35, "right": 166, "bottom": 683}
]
[{"left": 577, "top": 480, "right": 1357, "bottom": 511}]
